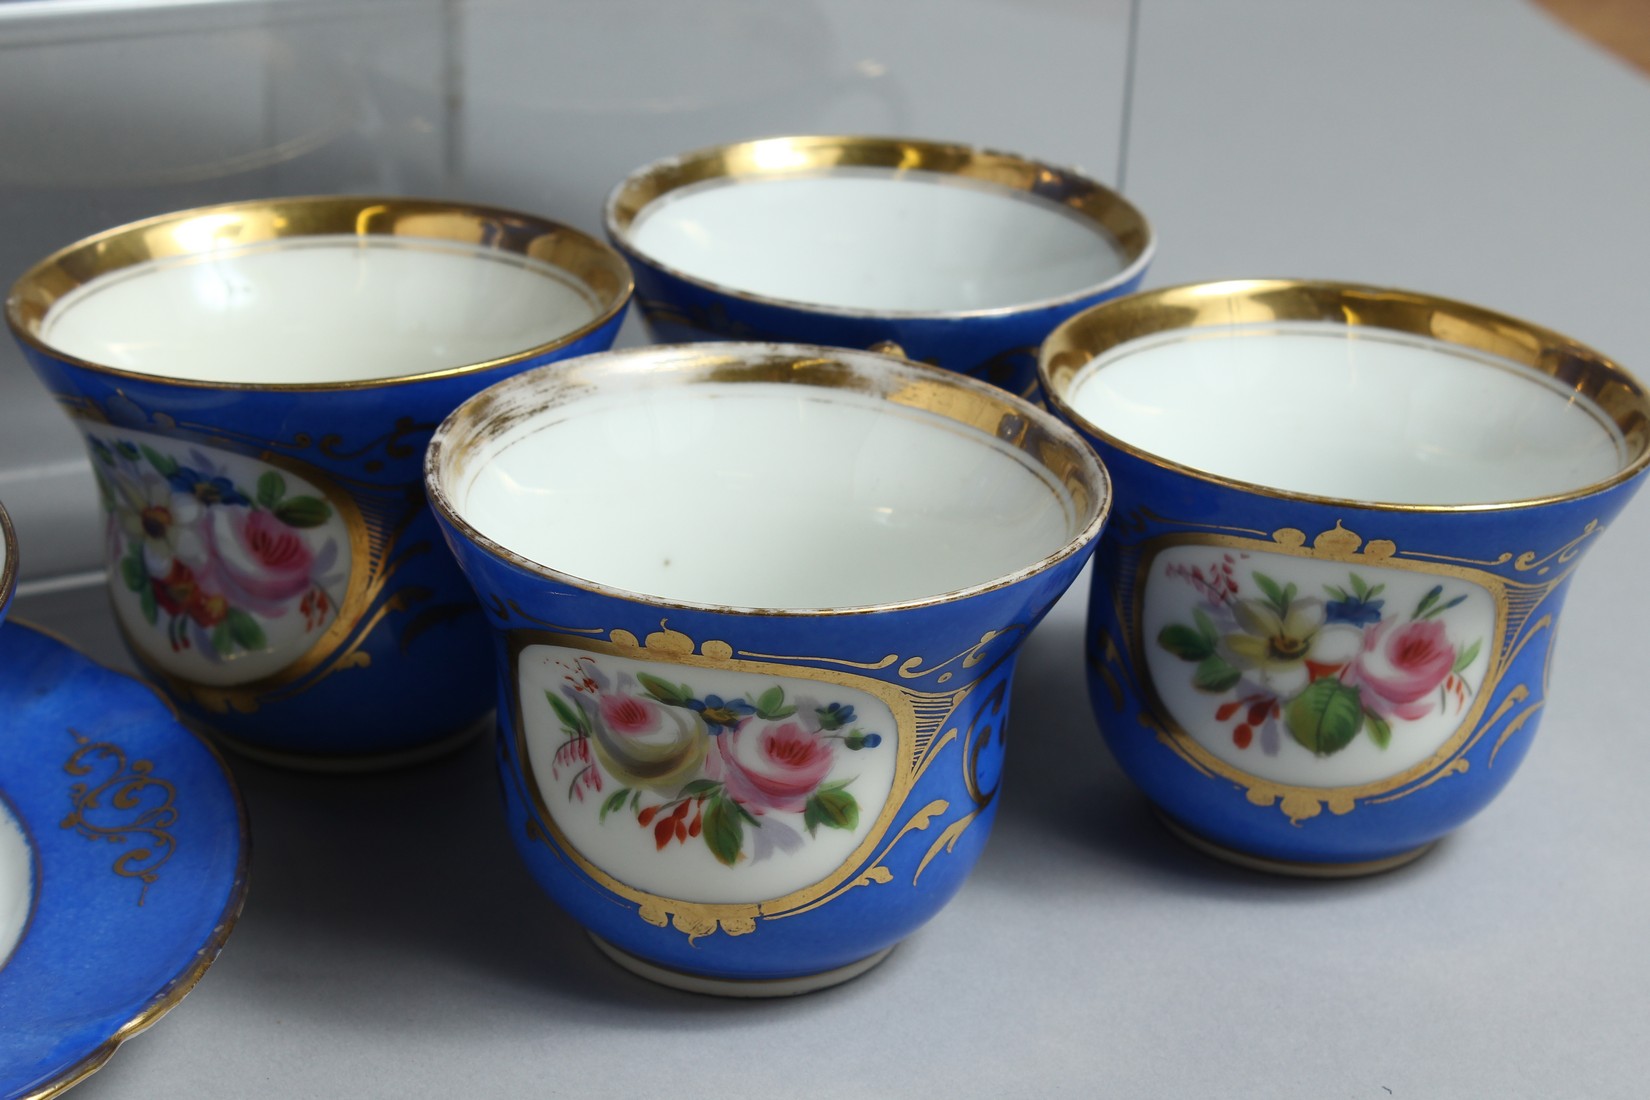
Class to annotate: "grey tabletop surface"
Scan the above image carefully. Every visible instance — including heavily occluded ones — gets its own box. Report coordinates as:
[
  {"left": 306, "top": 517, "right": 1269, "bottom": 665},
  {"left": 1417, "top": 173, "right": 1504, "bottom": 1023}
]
[{"left": 6, "top": 1, "right": 1650, "bottom": 1097}]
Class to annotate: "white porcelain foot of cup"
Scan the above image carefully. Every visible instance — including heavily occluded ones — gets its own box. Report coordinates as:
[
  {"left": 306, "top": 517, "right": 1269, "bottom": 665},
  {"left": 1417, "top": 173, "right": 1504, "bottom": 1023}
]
[
  {"left": 589, "top": 934, "right": 895, "bottom": 997},
  {"left": 1155, "top": 811, "right": 1437, "bottom": 879}
]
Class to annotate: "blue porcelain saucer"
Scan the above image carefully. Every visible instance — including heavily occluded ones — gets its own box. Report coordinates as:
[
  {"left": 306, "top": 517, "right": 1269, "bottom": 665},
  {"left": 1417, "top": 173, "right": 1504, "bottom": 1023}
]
[{"left": 0, "top": 622, "right": 248, "bottom": 1099}]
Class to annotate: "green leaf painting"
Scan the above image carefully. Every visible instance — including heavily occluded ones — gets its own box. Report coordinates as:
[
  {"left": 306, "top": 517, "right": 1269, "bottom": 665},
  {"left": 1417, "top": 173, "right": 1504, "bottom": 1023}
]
[
  {"left": 1285, "top": 679, "right": 1365, "bottom": 755},
  {"left": 273, "top": 496, "right": 332, "bottom": 529},
  {"left": 637, "top": 672, "right": 692, "bottom": 706},
  {"left": 754, "top": 685, "right": 798, "bottom": 719},
  {"left": 546, "top": 691, "right": 589, "bottom": 735},
  {"left": 140, "top": 444, "right": 179, "bottom": 478},
  {"left": 256, "top": 470, "right": 286, "bottom": 509},
  {"left": 209, "top": 622, "right": 234, "bottom": 657},
  {"left": 120, "top": 553, "right": 147, "bottom": 593},
  {"left": 1193, "top": 656, "right": 1241, "bottom": 693},
  {"left": 1365, "top": 709, "right": 1393, "bottom": 750},
  {"left": 803, "top": 785, "right": 860, "bottom": 836},
  {"left": 1452, "top": 639, "right": 1481, "bottom": 675},
  {"left": 226, "top": 608, "right": 267, "bottom": 651},
  {"left": 1159, "top": 624, "right": 1214, "bottom": 662},
  {"left": 702, "top": 795, "right": 745, "bottom": 867},
  {"left": 599, "top": 789, "right": 632, "bottom": 822}
]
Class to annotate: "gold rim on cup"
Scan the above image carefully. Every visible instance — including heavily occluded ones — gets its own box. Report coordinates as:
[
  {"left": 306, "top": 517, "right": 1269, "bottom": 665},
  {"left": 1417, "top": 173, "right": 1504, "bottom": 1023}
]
[
  {"left": 425, "top": 341, "right": 1112, "bottom": 617},
  {"left": 1038, "top": 278, "right": 1650, "bottom": 512},
  {"left": 6, "top": 195, "right": 635, "bottom": 392},
  {"left": 604, "top": 134, "right": 1155, "bottom": 320}
]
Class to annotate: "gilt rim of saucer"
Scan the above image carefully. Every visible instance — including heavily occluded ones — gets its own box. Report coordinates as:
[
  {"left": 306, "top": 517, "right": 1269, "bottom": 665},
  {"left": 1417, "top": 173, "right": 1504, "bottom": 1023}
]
[
  {"left": 4, "top": 195, "right": 634, "bottom": 394},
  {"left": 604, "top": 134, "right": 1155, "bottom": 321},
  {"left": 6, "top": 619, "right": 250, "bottom": 1100},
  {"left": 1038, "top": 277, "right": 1650, "bottom": 514},
  {"left": 0, "top": 501, "right": 15, "bottom": 623}
]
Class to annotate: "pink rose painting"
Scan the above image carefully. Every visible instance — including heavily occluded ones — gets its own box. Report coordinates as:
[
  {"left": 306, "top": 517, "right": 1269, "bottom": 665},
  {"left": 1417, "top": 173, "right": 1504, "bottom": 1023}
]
[
  {"left": 707, "top": 720, "right": 836, "bottom": 814},
  {"left": 598, "top": 692, "right": 661, "bottom": 734},
  {"left": 544, "top": 662, "right": 884, "bottom": 866},
  {"left": 583, "top": 691, "right": 707, "bottom": 795},
  {"left": 1344, "top": 619, "right": 1456, "bottom": 722},
  {"left": 92, "top": 435, "right": 341, "bottom": 663},
  {"left": 209, "top": 508, "right": 318, "bottom": 610},
  {"left": 1157, "top": 558, "right": 1483, "bottom": 758}
]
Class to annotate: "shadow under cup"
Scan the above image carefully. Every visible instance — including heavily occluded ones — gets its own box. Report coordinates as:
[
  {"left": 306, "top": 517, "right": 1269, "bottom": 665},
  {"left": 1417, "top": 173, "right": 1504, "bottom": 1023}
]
[
  {"left": 426, "top": 343, "right": 1109, "bottom": 994},
  {"left": 1040, "top": 280, "right": 1650, "bottom": 875},
  {"left": 5, "top": 197, "right": 632, "bottom": 766}
]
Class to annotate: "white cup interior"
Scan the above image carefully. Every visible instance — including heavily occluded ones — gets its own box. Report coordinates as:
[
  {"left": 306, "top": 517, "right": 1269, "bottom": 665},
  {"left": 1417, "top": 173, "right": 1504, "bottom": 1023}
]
[
  {"left": 624, "top": 169, "right": 1130, "bottom": 314},
  {"left": 0, "top": 797, "right": 31, "bottom": 970},
  {"left": 437, "top": 349, "right": 1101, "bottom": 609},
  {"left": 1065, "top": 321, "right": 1629, "bottom": 505},
  {"left": 38, "top": 236, "right": 605, "bottom": 385}
]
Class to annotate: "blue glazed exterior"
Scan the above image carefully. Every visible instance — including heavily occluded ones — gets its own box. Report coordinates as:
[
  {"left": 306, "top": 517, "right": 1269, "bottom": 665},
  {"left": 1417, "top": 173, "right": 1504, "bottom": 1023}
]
[
  {"left": 1082, "top": 440, "right": 1647, "bottom": 865},
  {"left": 0, "top": 623, "right": 247, "bottom": 1097},
  {"left": 615, "top": 253, "right": 1148, "bottom": 400},
  {"left": 445, "top": 515, "right": 1092, "bottom": 981},
  {"left": 605, "top": 135, "right": 1154, "bottom": 400},
  {"left": 1040, "top": 279, "right": 1650, "bottom": 869},
  {"left": 425, "top": 342, "right": 1109, "bottom": 984},
  {"left": 17, "top": 319, "right": 622, "bottom": 759},
  {"left": 7, "top": 198, "right": 632, "bottom": 762}
]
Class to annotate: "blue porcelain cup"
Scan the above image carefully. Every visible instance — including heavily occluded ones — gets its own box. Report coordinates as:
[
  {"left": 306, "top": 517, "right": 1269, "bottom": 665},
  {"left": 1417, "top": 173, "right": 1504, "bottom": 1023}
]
[
  {"left": 426, "top": 342, "right": 1110, "bottom": 994},
  {"left": 1040, "top": 279, "right": 1650, "bottom": 875},
  {"left": 6, "top": 197, "right": 632, "bottom": 768},
  {"left": 604, "top": 135, "right": 1154, "bottom": 401}
]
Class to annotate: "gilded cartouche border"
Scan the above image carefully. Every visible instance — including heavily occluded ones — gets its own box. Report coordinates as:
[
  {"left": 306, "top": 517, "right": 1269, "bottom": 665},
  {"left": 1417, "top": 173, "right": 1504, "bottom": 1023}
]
[
  {"left": 507, "top": 627, "right": 925, "bottom": 939},
  {"left": 1121, "top": 523, "right": 1524, "bottom": 821},
  {"left": 69, "top": 410, "right": 377, "bottom": 711}
]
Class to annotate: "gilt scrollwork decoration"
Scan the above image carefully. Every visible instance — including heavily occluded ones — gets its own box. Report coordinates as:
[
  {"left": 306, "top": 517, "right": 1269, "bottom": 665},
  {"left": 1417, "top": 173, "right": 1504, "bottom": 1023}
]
[{"left": 61, "top": 730, "right": 178, "bottom": 905}]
